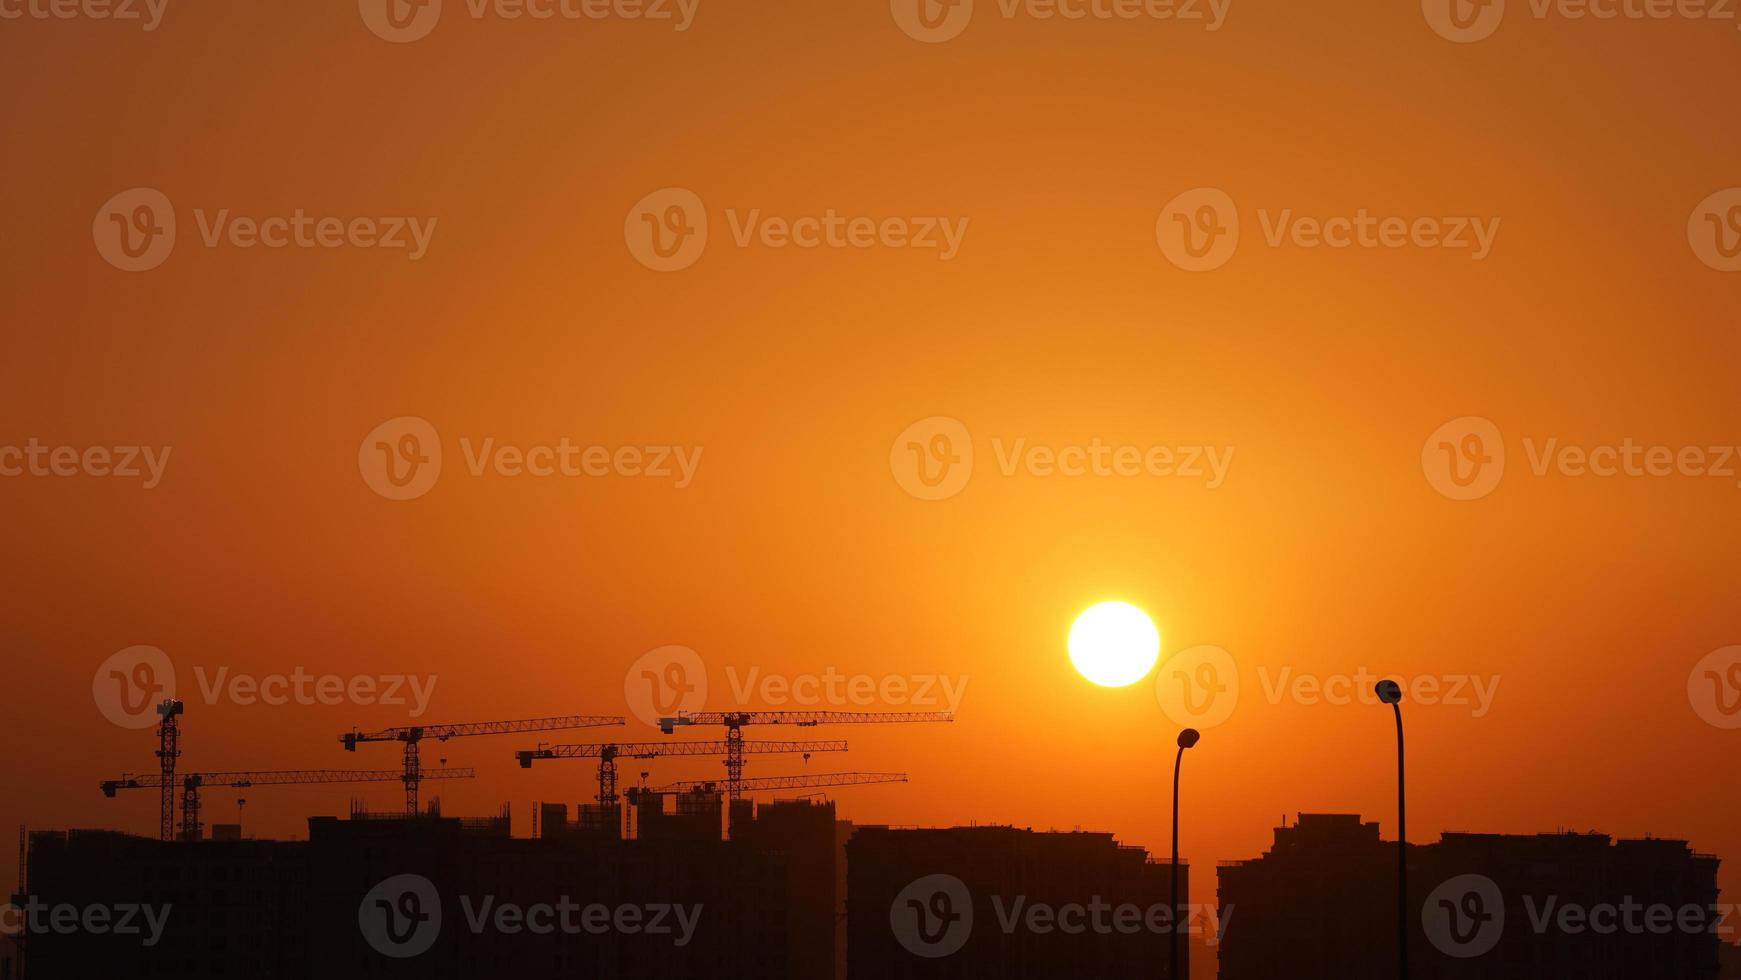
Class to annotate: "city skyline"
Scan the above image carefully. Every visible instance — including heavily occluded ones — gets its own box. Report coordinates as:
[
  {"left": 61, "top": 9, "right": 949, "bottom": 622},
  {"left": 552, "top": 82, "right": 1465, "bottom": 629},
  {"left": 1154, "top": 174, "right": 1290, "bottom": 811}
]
[{"left": 6, "top": 0, "right": 1741, "bottom": 974}]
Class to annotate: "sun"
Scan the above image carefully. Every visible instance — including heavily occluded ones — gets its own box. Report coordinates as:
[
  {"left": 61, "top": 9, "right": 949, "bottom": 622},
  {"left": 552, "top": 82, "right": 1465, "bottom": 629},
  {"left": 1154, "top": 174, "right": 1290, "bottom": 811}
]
[{"left": 1068, "top": 601, "right": 1161, "bottom": 688}]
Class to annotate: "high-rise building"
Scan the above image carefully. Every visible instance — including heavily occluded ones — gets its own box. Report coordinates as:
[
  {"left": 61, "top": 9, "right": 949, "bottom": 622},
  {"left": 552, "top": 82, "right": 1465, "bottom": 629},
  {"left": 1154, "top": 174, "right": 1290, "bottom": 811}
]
[
  {"left": 21, "top": 808, "right": 795, "bottom": 980},
  {"left": 1218, "top": 813, "right": 1722, "bottom": 980},
  {"left": 846, "top": 825, "right": 1184, "bottom": 979},
  {"left": 732, "top": 798, "right": 847, "bottom": 980}
]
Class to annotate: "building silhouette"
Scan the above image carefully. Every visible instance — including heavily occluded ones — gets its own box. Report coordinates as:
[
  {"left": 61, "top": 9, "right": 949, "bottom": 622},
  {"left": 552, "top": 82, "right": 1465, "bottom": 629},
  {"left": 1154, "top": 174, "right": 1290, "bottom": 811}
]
[
  {"left": 1218, "top": 813, "right": 1722, "bottom": 980},
  {"left": 1721, "top": 940, "right": 1741, "bottom": 978},
  {"left": 26, "top": 802, "right": 1720, "bottom": 979},
  {"left": 20, "top": 796, "right": 851, "bottom": 980},
  {"left": 846, "top": 825, "right": 1185, "bottom": 979}
]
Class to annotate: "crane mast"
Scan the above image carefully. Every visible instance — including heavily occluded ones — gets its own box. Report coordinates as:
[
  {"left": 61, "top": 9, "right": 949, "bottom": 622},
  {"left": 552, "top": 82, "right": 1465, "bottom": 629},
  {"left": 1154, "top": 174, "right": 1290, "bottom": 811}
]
[{"left": 153, "top": 700, "right": 183, "bottom": 842}]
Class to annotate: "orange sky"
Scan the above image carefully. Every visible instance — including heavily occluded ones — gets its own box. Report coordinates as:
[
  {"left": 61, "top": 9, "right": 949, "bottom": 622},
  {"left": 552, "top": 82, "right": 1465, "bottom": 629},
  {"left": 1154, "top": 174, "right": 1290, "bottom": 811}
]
[{"left": 4, "top": 0, "right": 1741, "bottom": 913}]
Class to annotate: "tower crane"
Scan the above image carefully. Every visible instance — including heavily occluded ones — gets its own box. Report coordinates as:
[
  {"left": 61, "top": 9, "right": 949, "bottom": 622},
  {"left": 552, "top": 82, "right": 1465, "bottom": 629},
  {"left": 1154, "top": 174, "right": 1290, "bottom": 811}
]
[
  {"left": 641, "top": 771, "right": 908, "bottom": 797},
  {"left": 340, "top": 714, "right": 623, "bottom": 814},
  {"left": 657, "top": 711, "right": 951, "bottom": 799},
  {"left": 102, "top": 768, "right": 476, "bottom": 842},
  {"left": 516, "top": 739, "right": 847, "bottom": 807},
  {"left": 153, "top": 699, "right": 183, "bottom": 842}
]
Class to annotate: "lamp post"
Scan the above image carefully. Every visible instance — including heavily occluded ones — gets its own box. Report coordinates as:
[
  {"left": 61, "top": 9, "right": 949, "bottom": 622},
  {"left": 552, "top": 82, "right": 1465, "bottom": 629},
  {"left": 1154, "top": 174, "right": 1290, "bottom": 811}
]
[
  {"left": 1171, "top": 728, "right": 1200, "bottom": 980},
  {"left": 1376, "top": 679, "right": 1406, "bottom": 980}
]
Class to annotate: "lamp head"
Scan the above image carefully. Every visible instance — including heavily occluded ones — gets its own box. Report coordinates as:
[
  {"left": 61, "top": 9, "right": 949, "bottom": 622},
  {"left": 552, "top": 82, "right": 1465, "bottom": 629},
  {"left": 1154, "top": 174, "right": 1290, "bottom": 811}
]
[
  {"left": 1177, "top": 728, "right": 1201, "bottom": 749},
  {"left": 1376, "top": 679, "right": 1403, "bottom": 705}
]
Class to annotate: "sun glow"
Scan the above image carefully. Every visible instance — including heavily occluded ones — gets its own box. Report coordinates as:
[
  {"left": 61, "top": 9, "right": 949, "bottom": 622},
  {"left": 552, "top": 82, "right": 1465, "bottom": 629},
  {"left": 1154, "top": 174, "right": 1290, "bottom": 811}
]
[{"left": 1068, "top": 601, "right": 1161, "bottom": 688}]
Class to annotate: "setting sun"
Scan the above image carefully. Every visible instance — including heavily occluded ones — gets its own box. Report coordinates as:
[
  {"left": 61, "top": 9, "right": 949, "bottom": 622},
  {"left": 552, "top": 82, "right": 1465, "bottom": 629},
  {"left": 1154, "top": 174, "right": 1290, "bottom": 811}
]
[{"left": 1068, "top": 601, "right": 1161, "bottom": 688}]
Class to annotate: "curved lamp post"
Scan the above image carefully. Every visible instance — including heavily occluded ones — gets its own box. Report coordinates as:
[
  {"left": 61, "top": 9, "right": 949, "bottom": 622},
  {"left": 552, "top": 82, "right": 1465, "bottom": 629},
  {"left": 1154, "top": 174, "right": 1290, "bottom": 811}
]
[
  {"left": 1171, "top": 727, "right": 1200, "bottom": 980},
  {"left": 1377, "top": 679, "right": 1406, "bottom": 980}
]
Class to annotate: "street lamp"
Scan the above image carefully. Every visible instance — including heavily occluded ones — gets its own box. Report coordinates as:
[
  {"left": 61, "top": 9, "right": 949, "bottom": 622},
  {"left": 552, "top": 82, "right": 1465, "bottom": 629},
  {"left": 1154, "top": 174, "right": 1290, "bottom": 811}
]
[
  {"left": 1171, "top": 727, "right": 1200, "bottom": 980},
  {"left": 1376, "top": 679, "right": 1406, "bottom": 980}
]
